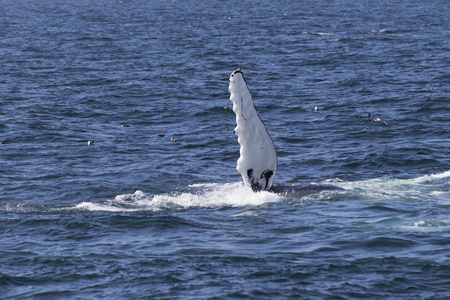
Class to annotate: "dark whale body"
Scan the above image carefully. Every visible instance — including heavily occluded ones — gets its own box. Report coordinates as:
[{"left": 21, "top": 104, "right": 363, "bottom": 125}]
[{"left": 270, "top": 183, "right": 342, "bottom": 198}]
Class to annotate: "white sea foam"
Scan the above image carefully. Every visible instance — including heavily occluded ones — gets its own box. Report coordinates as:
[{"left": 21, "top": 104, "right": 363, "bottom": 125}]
[
  {"left": 72, "top": 183, "right": 282, "bottom": 213},
  {"left": 74, "top": 201, "right": 135, "bottom": 212},
  {"left": 413, "top": 170, "right": 450, "bottom": 182},
  {"left": 413, "top": 220, "right": 448, "bottom": 228},
  {"left": 335, "top": 170, "right": 450, "bottom": 202},
  {"left": 397, "top": 219, "right": 450, "bottom": 232}
]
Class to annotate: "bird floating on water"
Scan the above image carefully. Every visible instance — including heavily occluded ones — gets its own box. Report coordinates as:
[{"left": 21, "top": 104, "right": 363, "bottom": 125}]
[
  {"left": 171, "top": 137, "right": 177, "bottom": 142},
  {"left": 356, "top": 112, "right": 371, "bottom": 118},
  {"left": 121, "top": 124, "right": 130, "bottom": 127},
  {"left": 87, "top": 140, "right": 94, "bottom": 145}
]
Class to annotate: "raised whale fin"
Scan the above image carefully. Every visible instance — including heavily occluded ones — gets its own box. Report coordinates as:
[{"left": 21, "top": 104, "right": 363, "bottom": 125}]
[{"left": 228, "top": 69, "right": 277, "bottom": 192}]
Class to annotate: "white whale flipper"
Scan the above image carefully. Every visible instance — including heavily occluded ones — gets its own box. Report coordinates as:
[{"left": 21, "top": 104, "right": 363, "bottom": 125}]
[{"left": 228, "top": 69, "right": 277, "bottom": 192}]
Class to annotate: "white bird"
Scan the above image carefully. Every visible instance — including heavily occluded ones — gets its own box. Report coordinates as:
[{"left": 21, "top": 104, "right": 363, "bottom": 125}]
[{"left": 367, "top": 118, "right": 389, "bottom": 128}]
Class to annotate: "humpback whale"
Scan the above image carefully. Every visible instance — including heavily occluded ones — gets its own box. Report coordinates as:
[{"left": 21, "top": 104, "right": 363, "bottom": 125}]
[{"left": 228, "top": 69, "right": 341, "bottom": 198}]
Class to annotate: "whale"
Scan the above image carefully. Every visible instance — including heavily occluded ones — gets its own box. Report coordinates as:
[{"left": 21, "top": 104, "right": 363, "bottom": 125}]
[{"left": 228, "top": 69, "right": 341, "bottom": 197}]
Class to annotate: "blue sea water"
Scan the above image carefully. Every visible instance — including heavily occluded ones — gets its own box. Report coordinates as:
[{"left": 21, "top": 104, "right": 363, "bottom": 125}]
[{"left": 1, "top": 0, "right": 449, "bottom": 298}]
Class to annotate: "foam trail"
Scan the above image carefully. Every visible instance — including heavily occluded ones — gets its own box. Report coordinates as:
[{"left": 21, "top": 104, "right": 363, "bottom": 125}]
[{"left": 228, "top": 69, "right": 277, "bottom": 191}]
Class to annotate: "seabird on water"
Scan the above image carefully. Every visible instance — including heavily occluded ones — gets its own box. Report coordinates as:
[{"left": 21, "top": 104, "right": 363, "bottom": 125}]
[{"left": 356, "top": 112, "right": 371, "bottom": 118}]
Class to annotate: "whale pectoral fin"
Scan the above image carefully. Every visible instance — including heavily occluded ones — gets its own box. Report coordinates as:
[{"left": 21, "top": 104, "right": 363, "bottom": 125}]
[{"left": 229, "top": 69, "right": 277, "bottom": 193}]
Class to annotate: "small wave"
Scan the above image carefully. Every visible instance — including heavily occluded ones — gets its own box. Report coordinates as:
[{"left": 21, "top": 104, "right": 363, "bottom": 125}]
[
  {"left": 366, "top": 29, "right": 392, "bottom": 35},
  {"left": 71, "top": 183, "right": 282, "bottom": 213},
  {"left": 298, "top": 31, "right": 333, "bottom": 36},
  {"left": 399, "top": 219, "right": 449, "bottom": 232},
  {"left": 316, "top": 32, "right": 333, "bottom": 36},
  {"left": 414, "top": 220, "right": 448, "bottom": 228}
]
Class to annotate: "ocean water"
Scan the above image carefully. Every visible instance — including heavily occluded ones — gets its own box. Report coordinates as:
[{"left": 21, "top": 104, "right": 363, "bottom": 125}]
[{"left": 1, "top": 0, "right": 449, "bottom": 298}]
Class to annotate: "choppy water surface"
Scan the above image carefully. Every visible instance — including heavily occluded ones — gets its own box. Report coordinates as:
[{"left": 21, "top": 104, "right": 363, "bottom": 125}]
[{"left": 1, "top": 0, "right": 449, "bottom": 298}]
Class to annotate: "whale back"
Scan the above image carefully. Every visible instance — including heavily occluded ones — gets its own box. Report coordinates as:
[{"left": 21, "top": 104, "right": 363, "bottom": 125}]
[
  {"left": 270, "top": 183, "right": 342, "bottom": 198},
  {"left": 228, "top": 69, "right": 277, "bottom": 191}
]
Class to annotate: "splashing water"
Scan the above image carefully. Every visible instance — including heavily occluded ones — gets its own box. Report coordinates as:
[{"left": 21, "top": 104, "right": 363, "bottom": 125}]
[{"left": 73, "top": 183, "right": 282, "bottom": 212}]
